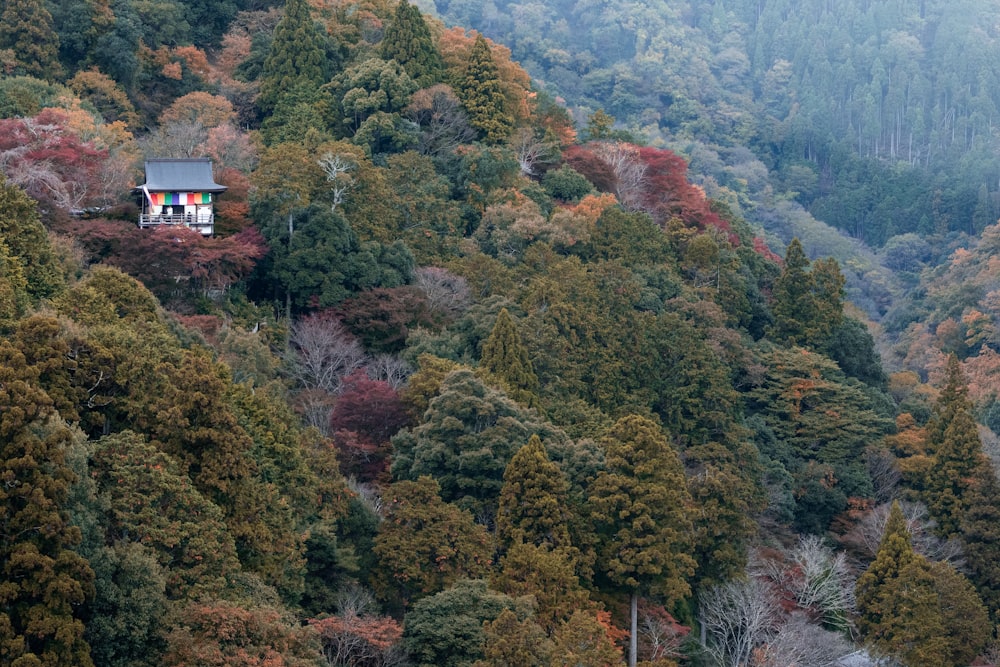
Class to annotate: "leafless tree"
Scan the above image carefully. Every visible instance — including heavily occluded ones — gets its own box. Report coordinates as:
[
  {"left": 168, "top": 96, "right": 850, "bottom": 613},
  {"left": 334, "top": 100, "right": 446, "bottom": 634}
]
[
  {"left": 786, "top": 536, "right": 855, "bottom": 631},
  {"left": 96, "top": 148, "right": 137, "bottom": 207},
  {"left": 757, "top": 612, "right": 853, "bottom": 667},
  {"left": 637, "top": 602, "right": 688, "bottom": 664},
  {"left": 285, "top": 313, "right": 367, "bottom": 394},
  {"left": 851, "top": 500, "right": 964, "bottom": 567},
  {"left": 346, "top": 477, "right": 384, "bottom": 518},
  {"left": 294, "top": 387, "right": 337, "bottom": 438},
  {"left": 404, "top": 84, "right": 477, "bottom": 157},
  {"left": 318, "top": 152, "right": 356, "bottom": 210},
  {"left": 864, "top": 447, "right": 901, "bottom": 503},
  {"left": 141, "top": 119, "right": 209, "bottom": 158},
  {"left": 592, "top": 140, "right": 647, "bottom": 210},
  {"left": 510, "top": 126, "right": 557, "bottom": 176},
  {"left": 334, "top": 582, "right": 380, "bottom": 617},
  {"left": 316, "top": 584, "right": 409, "bottom": 667},
  {"left": 699, "top": 578, "right": 782, "bottom": 667},
  {"left": 413, "top": 266, "right": 472, "bottom": 319},
  {"left": 365, "top": 354, "right": 413, "bottom": 390}
]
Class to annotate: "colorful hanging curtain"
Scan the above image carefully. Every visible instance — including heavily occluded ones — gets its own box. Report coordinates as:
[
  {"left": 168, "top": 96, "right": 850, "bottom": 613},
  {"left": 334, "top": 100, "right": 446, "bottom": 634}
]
[{"left": 150, "top": 192, "right": 210, "bottom": 206}]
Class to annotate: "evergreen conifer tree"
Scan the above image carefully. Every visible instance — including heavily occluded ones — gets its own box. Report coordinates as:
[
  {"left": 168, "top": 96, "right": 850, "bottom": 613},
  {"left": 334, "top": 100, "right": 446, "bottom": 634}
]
[
  {"left": 479, "top": 307, "right": 539, "bottom": 406},
  {"left": 922, "top": 354, "right": 986, "bottom": 537},
  {"left": 457, "top": 34, "right": 513, "bottom": 144},
  {"left": 380, "top": 0, "right": 443, "bottom": 87},
  {"left": 768, "top": 239, "right": 846, "bottom": 349},
  {"left": 0, "top": 0, "right": 62, "bottom": 79},
  {"left": 0, "top": 342, "right": 95, "bottom": 666},
  {"left": 856, "top": 501, "right": 990, "bottom": 667},
  {"left": 0, "top": 176, "right": 63, "bottom": 302},
  {"left": 495, "top": 435, "right": 572, "bottom": 552},
  {"left": 589, "top": 414, "right": 695, "bottom": 667},
  {"left": 258, "top": 0, "right": 333, "bottom": 113},
  {"left": 855, "top": 500, "right": 917, "bottom": 641},
  {"left": 960, "top": 463, "right": 1000, "bottom": 621},
  {"left": 769, "top": 238, "right": 814, "bottom": 345}
]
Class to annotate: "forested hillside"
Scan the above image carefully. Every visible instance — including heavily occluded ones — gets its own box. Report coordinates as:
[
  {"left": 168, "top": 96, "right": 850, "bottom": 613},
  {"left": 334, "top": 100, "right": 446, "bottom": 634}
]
[{"left": 1, "top": 0, "right": 1000, "bottom": 664}]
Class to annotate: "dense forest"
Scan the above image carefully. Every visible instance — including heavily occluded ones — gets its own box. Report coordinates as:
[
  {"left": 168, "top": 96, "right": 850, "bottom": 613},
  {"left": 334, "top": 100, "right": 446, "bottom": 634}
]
[{"left": 2, "top": 0, "right": 1000, "bottom": 665}]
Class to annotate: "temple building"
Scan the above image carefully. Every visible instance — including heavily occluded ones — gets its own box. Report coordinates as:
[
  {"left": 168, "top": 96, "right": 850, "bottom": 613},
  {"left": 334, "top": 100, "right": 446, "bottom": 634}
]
[{"left": 135, "top": 157, "right": 226, "bottom": 236}]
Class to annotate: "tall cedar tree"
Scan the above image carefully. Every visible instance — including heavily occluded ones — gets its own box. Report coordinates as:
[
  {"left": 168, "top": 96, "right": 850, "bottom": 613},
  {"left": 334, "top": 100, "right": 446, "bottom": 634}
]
[
  {"left": 0, "top": 238, "right": 28, "bottom": 325},
  {"left": 0, "top": 0, "right": 62, "bottom": 79},
  {"left": 960, "top": 463, "right": 1000, "bottom": 621},
  {"left": 855, "top": 501, "right": 917, "bottom": 647},
  {"left": 769, "top": 238, "right": 844, "bottom": 347},
  {"left": 380, "top": 0, "right": 443, "bottom": 87},
  {"left": 922, "top": 354, "right": 986, "bottom": 537},
  {"left": 857, "top": 511, "right": 990, "bottom": 667},
  {"left": 258, "top": 0, "right": 333, "bottom": 113},
  {"left": 479, "top": 307, "right": 539, "bottom": 407},
  {"left": 589, "top": 414, "right": 695, "bottom": 667},
  {"left": 0, "top": 342, "right": 95, "bottom": 666},
  {"left": 495, "top": 434, "right": 573, "bottom": 552},
  {"left": 458, "top": 34, "right": 514, "bottom": 144}
]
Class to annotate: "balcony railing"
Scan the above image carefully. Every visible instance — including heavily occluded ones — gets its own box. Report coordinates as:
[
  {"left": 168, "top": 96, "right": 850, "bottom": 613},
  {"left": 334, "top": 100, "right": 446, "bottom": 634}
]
[{"left": 139, "top": 213, "right": 214, "bottom": 235}]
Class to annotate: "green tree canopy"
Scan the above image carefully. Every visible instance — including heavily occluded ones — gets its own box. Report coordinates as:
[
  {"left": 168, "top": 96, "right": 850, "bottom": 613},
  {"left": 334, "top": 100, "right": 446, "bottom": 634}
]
[
  {"left": 258, "top": 0, "right": 335, "bottom": 113},
  {"left": 401, "top": 579, "right": 533, "bottom": 667},
  {"left": 589, "top": 414, "right": 695, "bottom": 667},
  {"left": 457, "top": 34, "right": 514, "bottom": 144},
  {"left": 391, "top": 369, "right": 570, "bottom": 517},
  {"left": 495, "top": 434, "right": 573, "bottom": 552},
  {"left": 372, "top": 476, "right": 491, "bottom": 606},
  {"left": 0, "top": 342, "right": 94, "bottom": 666},
  {"left": 0, "top": 175, "right": 63, "bottom": 302},
  {"left": 769, "top": 238, "right": 844, "bottom": 348},
  {"left": 921, "top": 354, "right": 987, "bottom": 537},
  {"left": 479, "top": 307, "right": 539, "bottom": 407},
  {"left": 0, "top": 0, "right": 62, "bottom": 79},
  {"left": 380, "top": 0, "right": 443, "bottom": 87}
]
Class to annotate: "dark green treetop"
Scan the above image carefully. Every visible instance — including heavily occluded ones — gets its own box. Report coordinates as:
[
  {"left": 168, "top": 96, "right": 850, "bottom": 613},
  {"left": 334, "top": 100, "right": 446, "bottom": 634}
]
[
  {"left": 380, "top": 0, "right": 443, "bottom": 87},
  {"left": 457, "top": 34, "right": 513, "bottom": 144}
]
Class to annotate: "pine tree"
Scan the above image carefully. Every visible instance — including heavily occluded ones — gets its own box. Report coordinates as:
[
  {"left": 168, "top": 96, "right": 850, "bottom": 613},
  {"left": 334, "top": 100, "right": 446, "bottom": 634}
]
[
  {"left": 0, "top": 342, "right": 95, "bottom": 666},
  {"left": 922, "top": 354, "right": 986, "bottom": 537},
  {"left": 380, "top": 0, "right": 443, "bottom": 87},
  {"left": 479, "top": 307, "right": 539, "bottom": 407},
  {"left": 457, "top": 34, "right": 513, "bottom": 144},
  {"left": 258, "top": 0, "right": 333, "bottom": 113},
  {"left": 0, "top": 0, "right": 62, "bottom": 79},
  {"left": 589, "top": 414, "right": 695, "bottom": 667}
]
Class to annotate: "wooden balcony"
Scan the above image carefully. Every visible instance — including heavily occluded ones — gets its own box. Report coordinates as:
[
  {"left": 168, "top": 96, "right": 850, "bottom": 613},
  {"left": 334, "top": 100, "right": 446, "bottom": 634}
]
[{"left": 139, "top": 213, "right": 214, "bottom": 235}]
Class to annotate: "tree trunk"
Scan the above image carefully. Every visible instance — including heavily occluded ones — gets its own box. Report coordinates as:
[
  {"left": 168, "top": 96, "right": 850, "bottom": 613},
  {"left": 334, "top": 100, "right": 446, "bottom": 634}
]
[{"left": 630, "top": 590, "right": 638, "bottom": 667}]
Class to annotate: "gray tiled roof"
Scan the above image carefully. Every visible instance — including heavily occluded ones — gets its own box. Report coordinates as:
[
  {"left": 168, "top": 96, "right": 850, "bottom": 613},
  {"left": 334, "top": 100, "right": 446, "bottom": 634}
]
[{"left": 138, "top": 158, "right": 227, "bottom": 192}]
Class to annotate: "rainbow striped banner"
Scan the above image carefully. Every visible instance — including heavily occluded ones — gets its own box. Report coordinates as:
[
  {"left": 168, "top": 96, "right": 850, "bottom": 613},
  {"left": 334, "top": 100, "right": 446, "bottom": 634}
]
[{"left": 150, "top": 192, "right": 212, "bottom": 206}]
